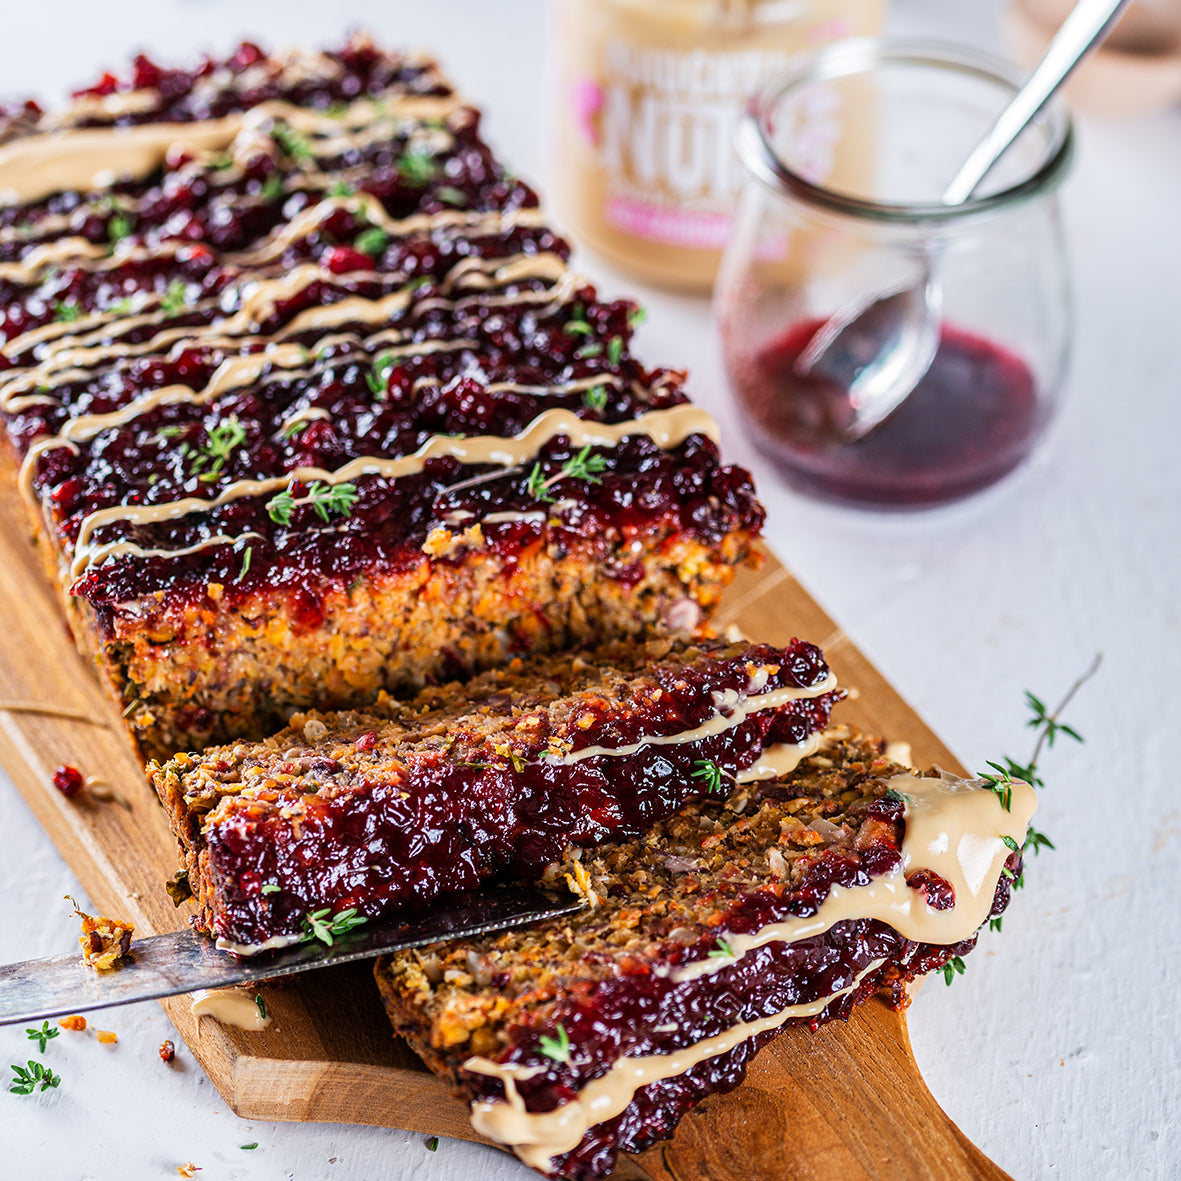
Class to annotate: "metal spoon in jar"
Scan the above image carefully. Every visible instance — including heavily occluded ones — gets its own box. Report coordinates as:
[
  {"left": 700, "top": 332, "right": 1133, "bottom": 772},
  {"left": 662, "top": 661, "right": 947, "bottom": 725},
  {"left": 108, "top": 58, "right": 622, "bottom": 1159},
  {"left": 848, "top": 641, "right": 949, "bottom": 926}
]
[{"left": 795, "top": 0, "right": 1130, "bottom": 441}]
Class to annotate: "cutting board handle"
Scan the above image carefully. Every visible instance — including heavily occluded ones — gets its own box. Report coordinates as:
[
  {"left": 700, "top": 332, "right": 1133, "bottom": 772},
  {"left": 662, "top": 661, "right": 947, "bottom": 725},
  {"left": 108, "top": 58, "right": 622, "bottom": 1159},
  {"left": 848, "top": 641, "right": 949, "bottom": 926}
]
[{"left": 618, "top": 998, "right": 1012, "bottom": 1181}]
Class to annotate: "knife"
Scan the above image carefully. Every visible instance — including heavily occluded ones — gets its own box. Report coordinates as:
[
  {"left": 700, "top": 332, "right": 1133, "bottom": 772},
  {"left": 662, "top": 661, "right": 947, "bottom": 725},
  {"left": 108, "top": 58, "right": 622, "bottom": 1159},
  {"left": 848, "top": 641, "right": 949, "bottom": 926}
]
[{"left": 0, "top": 887, "right": 583, "bottom": 1026}]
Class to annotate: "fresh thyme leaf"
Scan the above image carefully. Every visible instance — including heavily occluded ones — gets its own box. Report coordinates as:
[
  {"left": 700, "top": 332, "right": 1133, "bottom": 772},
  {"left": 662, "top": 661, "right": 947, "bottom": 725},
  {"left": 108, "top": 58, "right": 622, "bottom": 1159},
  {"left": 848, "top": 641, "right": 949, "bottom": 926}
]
[
  {"left": 193, "top": 415, "right": 247, "bottom": 483},
  {"left": 582, "top": 385, "right": 608, "bottom": 412},
  {"left": 261, "top": 883, "right": 281, "bottom": 895},
  {"left": 425, "top": 1136, "right": 439, "bottom": 1152},
  {"left": 108, "top": 296, "right": 136, "bottom": 316},
  {"left": 266, "top": 480, "right": 358, "bottom": 525},
  {"left": 355, "top": 226, "right": 389, "bottom": 256},
  {"left": 51, "top": 300, "right": 81, "bottom": 323},
  {"left": 159, "top": 279, "right": 189, "bottom": 317},
  {"left": 272, "top": 121, "right": 314, "bottom": 164},
  {"left": 525, "top": 446, "right": 608, "bottom": 503},
  {"left": 1000, "top": 835, "right": 1021, "bottom": 853},
  {"left": 1024, "top": 826, "right": 1055, "bottom": 855},
  {"left": 108, "top": 212, "right": 133, "bottom": 246},
  {"left": 367, "top": 350, "right": 397, "bottom": 397},
  {"left": 940, "top": 956, "right": 966, "bottom": 986},
  {"left": 395, "top": 148, "right": 436, "bottom": 186},
  {"left": 9, "top": 1060, "right": 60, "bottom": 1094},
  {"left": 435, "top": 185, "right": 466, "bottom": 207},
  {"left": 607, "top": 335, "right": 623, "bottom": 367},
  {"left": 210, "top": 152, "right": 234, "bottom": 171},
  {"left": 537, "top": 1024, "right": 571, "bottom": 1064},
  {"left": 575, "top": 342, "right": 603, "bottom": 359},
  {"left": 25, "top": 1023, "right": 59, "bottom": 1054},
  {"left": 707, "top": 936, "right": 736, "bottom": 958},
  {"left": 328, "top": 179, "right": 355, "bottom": 197},
  {"left": 300, "top": 906, "right": 367, "bottom": 947},
  {"left": 325, "top": 100, "right": 350, "bottom": 118},
  {"left": 266, "top": 489, "right": 296, "bottom": 526},
  {"left": 691, "top": 759, "right": 728, "bottom": 795},
  {"left": 562, "top": 318, "right": 592, "bottom": 337},
  {"left": 627, "top": 305, "right": 647, "bottom": 328},
  {"left": 884, "top": 788, "right": 906, "bottom": 804},
  {"left": 236, "top": 545, "right": 253, "bottom": 583},
  {"left": 260, "top": 174, "right": 286, "bottom": 203},
  {"left": 240, "top": 1143, "right": 259, "bottom": 1150},
  {"left": 157, "top": 424, "right": 186, "bottom": 440},
  {"left": 254, "top": 994, "right": 266, "bottom": 1021},
  {"left": 281, "top": 419, "right": 307, "bottom": 440},
  {"left": 988, "top": 916, "right": 1004, "bottom": 934}
]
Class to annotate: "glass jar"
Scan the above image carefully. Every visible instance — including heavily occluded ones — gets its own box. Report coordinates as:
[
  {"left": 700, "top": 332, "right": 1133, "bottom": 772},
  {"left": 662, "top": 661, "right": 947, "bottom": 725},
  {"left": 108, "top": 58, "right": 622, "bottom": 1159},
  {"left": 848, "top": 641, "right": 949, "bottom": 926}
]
[
  {"left": 551, "top": 0, "right": 886, "bottom": 291},
  {"left": 715, "top": 40, "right": 1073, "bottom": 507}
]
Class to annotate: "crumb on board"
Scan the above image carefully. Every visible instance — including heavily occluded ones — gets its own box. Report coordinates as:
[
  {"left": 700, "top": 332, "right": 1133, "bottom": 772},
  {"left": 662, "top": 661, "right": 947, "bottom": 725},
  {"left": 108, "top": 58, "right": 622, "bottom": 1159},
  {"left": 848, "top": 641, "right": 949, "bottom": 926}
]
[
  {"left": 159, "top": 1039, "right": 175, "bottom": 1062},
  {"left": 177, "top": 1165, "right": 201, "bottom": 1178},
  {"left": 58, "top": 1015, "right": 87, "bottom": 1032},
  {"left": 95, "top": 1029, "right": 118, "bottom": 1044}
]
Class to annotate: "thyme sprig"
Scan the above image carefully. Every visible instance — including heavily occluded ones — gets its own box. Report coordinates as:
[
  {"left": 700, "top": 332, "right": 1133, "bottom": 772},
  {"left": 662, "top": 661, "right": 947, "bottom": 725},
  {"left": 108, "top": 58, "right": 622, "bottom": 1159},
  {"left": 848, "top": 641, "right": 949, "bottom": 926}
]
[
  {"left": 25, "top": 1022, "right": 59, "bottom": 1053},
  {"left": 940, "top": 956, "right": 966, "bottom": 986},
  {"left": 582, "top": 385, "right": 608, "bottom": 413},
  {"left": 395, "top": 148, "right": 437, "bottom": 186},
  {"left": 691, "top": 759, "right": 731, "bottom": 795},
  {"left": 180, "top": 415, "right": 247, "bottom": 483},
  {"left": 526, "top": 446, "right": 607, "bottom": 503},
  {"left": 159, "top": 279, "right": 189, "bottom": 317},
  {"left": 9, "top": 1060, "right": 60, "bottom": 1094},
  {"left": 272, "top": 121, "right": 314, "bottom": 164},
  {"left": 300, "top": 906, "right": 367, "bottom": 947},
  {"left": 355, "top": 226, "right": 389, "bottom": 256},
  {"left": 707, "top": 936, "right": 737, "bottom": 959},
  {"left": 366, "top": 350, "right": 397, "bottom": 397},
  {"left": 537, "top": 1024, "right": 571, "bottom": 1064},
  {"left": 266, "top": 481, "right": 359, "bottom": 526}
]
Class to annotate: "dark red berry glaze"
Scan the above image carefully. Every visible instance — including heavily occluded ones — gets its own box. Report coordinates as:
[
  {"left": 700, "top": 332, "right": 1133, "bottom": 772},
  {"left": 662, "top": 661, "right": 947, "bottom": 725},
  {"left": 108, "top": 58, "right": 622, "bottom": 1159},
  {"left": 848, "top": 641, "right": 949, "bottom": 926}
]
[
  {"left": 203, "top": 641, "right": 839, "bottom": 948},
  {"left": 725, "top": 316, "right": 1042, "bottom": 507},
  {"left": 461, "top": 822, "right": 1019, "bottom": 1181},
  {"left": 52, "top": 764, "right": 85, "bottom": 797},
  {"left": 0, "top": 39, "right": 763, "bottom": 623}
]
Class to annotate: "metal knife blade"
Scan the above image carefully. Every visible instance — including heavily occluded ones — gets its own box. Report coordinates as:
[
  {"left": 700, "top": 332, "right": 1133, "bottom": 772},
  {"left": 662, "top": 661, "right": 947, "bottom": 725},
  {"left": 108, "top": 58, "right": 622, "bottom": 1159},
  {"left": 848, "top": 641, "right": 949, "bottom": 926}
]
[{"left": 0, "top": 887, "right": 582, "bottom": 1026}]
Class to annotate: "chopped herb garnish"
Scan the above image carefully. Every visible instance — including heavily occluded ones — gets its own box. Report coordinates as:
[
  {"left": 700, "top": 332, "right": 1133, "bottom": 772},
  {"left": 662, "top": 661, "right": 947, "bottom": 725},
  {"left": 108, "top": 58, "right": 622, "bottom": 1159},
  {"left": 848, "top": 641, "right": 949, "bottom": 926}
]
[
  {"left": 575, "top": 342, "right": 603, "bottom": 359},
  {"left": 325, "top": 100, "right": 350, "bottom": 118},
  {"left": 260, "top": 174, "right": 286, "bottom": 204},
  {"left": 525, "top": 446, "right": 607, "bottom": 504},
  {"left": 582, "top": 385, "right": 608, "bottom": 413},
  {"left": 884, "top": 787, "right": 906, "bottom": 804},
  {"left": 157, "top": 424, "right": 186, "bottom": 440},
  {"left": 189, "top": 415, "right": 247, "bottom": 483},
  {"left": 9, "top": 1060, "right": 60, "bottom": 1095},
  {"left": 159, "top": 279, "right": 189, "bottom": 317},
  {"left": 271, "top": 121, "right": 314, "bottom": 164},
  {"left": 260, "top": 883, "right": 281, "bottom": 895},
  {"left": 435, "top": 185, "right": 466, "bottom": 207},
  {"left": 26, "top": 1023, "right": 59, "bottom": 1054},
  {"left": 940, "top": 956, "right": 966, "bottom": 986},
  {"left": 537, "top": 1024, "right": 571, "bottom": 1064},
  {"left": 300, "top": 907, "right": 367, "bottom": 947},
  {"left": 707, "top": 937, "right": 736, "bottom": 959},
  {"left": 627, "top": 305, "right": 647, "bottom": 327},
  {"left": 988, "top": 916, "right": 1004, "bottom": 934},
  {"left": 691, "top": 759, "right": 729, "bottom": 795},
  {"left": 607, "top": 335, "right": 624, "bottom": 366},
  {"left": 240, "top": 1143, "right": 259, "bottom": 1151},
  {"left": 107, "top": 296, "right": 136, "bottom": 316},
  {"left": 108, "top": 212, "right": 133, "bottom": 246},
  {"left": 1000, "top": 835, "right": 1021, "bottom": 853},
  {"left": 354, "top": 226, "right": 390, "bottom": 256},
  {"left": 395, "top": 148, "right": 436, "bottom": 186},
  {"left": 236, "top": 546, "right": 253, "bottom": 583},
  {"left": 425, "top": 1136, "right": 439, "bottom": 1152},
  {"left": 51, "top": 300, "right": 81, "bottom": 323},
  {"left": 366, "top": 350, "right": 397, "bottom": 397},
  {"left": 328, "top": 179, "right": 355, "bottom": 197},
  {"left": 210, "top": 151, "right": 234, "bottom": 171},
  {"left": 254, "top": 994, "right": 266, "bottom": 1021},
  {"left": 562, "top": 318, "right": 592, "bottom": 337},
  {"left": 266, "top": 481, "right": 358, "bottom": 526},
  {"left": 281, "top": 418, "right": 308, "bottom": 440}
]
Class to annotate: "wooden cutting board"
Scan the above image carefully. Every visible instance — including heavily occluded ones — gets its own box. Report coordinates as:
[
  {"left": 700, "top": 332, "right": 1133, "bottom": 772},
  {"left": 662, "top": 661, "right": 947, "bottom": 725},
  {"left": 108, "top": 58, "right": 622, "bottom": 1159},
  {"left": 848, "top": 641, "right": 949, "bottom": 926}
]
[{"left": 0, "top": 468, "right": 1010, "bottom": 1180}]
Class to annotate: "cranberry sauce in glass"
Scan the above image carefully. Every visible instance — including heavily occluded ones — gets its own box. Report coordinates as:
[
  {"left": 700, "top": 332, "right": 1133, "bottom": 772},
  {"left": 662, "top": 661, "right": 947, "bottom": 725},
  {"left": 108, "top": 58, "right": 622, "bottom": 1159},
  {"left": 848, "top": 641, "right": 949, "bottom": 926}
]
[{"left": 716, "top": 41, "right": 1073, "bottom": 509}]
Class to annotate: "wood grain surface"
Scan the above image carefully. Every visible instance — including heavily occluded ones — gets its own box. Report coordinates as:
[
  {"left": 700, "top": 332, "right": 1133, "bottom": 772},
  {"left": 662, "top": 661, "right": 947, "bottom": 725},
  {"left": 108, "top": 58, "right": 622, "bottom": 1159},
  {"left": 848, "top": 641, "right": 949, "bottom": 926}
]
[{"left": 0, "top": 469, "right": 1010, "bottom": 1179}]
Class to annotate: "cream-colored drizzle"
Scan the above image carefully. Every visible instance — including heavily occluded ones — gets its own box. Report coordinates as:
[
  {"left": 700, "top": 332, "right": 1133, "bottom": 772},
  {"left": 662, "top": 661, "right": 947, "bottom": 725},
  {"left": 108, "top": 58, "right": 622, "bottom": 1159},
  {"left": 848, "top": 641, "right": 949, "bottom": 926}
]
[
  {"left": 0, "top": 94, "right": 466, "bottom": 206},
  {"left": 213, "top": 932, "right": 303, "bottom": 956},
  {"left": 550, "top": 672, "right": 836, "bottom": 766},
  {"left": 466, "top": 959, "right": 885, "bottom": 1171},
  {"left": 189, "top": 988, "right": 272, "bottom": 1031},
  {"left": 67, "top": 405, "right": 718, "bottom": 577},
  {"left": 661, "top": 770, "right": 1038, "bottom": 985},
  {"left": 734, "top": 733, "right": 824, "bottom": 783}
]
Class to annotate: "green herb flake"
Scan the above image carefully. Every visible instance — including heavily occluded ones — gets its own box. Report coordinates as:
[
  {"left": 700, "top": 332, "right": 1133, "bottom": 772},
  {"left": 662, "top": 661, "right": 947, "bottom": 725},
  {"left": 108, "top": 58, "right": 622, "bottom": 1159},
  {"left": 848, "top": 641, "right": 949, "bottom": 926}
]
[
  {"left": 236, "top": 546, "right": 253, "bottom": 584},
  {"left": 395, "top": 148, "right": 437, "bottom": 187},
  {"left": 607, "top": 335, "right": 624, "bottom": 367},
  {"left": 627, "top": 305, "right": 647, "bottom": 327},
  {"left": 575, "top": 342, "right": 603, "bottom": 360},
  {"left": 525, "top": 446, "right": 607, "bottom": 504},
  {"left": 192, "top": 415, "right": 247, "bottom": 484},
  {"left": 884, "top": 787, "right": 906, "bottom": 804},
  {"left": 425, "top": 1137, "right": 439, "bottom": 1152},
  {"left": 272, "top": 121, "right": 314, "bottom": 164},
  {"left": 9, "top": 1060, "right": 61, "bottom": 1095},
  {"left": 354, "top": 226, "right": 390, "bottom": 257},
  {"left": 254, "top": 994, "right": 266, "bottom": 1021},
  {"left": 690, "top": 759, "right": 728, "bottom": 795},
  {"left": 25, "top": 1023, "right": 59, "bottom": 1054},
  {"left": 240, "top": 1143, "right": 259, "bottom": 1151},
  {"left": 366, "top": 350, "right": 397, "bottom": 397},
  {"left": 328, "top": 179, "right": 355, "bottom": 198},
  {"left": 435, "top": 185, "right": 466, "bottom": 207},
  {"left": 940, "top": 956, "right": 966, "bottom": 986},
  {"left": 582, "top": 385, "right": 609, "bottom": 413},
  {"left": 51, "top": 300, "right": 82, "bottom": 323},
  {"left": 261, "top": 883, "right": 281, "bottom": 895},
  {"left": 107, "top": 212, "right": 134, "bottom": 246},
  {"left": 300, "top": 906, "right": 367, "bottom": 947},
  {"left": 1000, "top": 834, "right": 1021, "bottom": 853},
  {"left": 159, "top": 279, "right": 189, "bottom": 317},
  {"left": 537, "top": 1024, "right": 571, "bottom": 1064},
  {"left": 706, "top": 936, "right": 736, "bottom": 959},
  {"left": 260, "top": 174, "right": 286, "bottom": 204}
]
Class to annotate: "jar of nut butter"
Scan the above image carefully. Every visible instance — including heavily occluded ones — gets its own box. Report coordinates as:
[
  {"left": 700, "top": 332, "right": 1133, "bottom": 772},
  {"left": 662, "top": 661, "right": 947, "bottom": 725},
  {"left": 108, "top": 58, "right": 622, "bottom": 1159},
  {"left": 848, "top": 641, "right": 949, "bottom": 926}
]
[{"left": 552, "top": 0, "right": 885, "bottom": 290}]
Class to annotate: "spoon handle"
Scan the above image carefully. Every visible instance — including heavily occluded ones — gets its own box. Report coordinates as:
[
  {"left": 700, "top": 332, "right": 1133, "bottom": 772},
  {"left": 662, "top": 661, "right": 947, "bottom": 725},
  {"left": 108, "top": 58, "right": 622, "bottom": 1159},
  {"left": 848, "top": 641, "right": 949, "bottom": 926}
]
[{"left": 942, "top": 0, "right": 1131, "bottom": 205}]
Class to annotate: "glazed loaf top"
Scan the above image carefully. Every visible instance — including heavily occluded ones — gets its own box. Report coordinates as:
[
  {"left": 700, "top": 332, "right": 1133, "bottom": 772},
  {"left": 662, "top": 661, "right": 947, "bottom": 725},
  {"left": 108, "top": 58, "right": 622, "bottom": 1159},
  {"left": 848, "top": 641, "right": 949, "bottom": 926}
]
[{"left": 0, "top": 37, "right": 762, "bottom": 619}]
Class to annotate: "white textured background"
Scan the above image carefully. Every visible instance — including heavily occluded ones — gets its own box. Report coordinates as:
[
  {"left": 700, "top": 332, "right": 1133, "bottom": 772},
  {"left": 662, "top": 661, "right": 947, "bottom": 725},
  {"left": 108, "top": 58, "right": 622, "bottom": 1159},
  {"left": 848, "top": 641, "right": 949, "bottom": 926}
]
[{"left": 0, "top": 1, "right": 1177, "bottom": 1178}]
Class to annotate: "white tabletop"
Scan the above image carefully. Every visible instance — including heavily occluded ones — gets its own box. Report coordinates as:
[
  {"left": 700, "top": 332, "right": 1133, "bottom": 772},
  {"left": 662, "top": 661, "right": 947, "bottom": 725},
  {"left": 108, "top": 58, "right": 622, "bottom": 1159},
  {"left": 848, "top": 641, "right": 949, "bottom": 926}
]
[{"left": 2, "top": 2, "right": 1177, "bottom": 1178}]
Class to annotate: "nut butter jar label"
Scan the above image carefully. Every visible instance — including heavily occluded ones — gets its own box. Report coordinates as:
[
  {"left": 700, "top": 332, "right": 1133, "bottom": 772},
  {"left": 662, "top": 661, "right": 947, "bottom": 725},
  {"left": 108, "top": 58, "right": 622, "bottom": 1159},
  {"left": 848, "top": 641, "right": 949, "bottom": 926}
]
[{"left": 552, "top": 0, "right": 885, "bottom": 291}]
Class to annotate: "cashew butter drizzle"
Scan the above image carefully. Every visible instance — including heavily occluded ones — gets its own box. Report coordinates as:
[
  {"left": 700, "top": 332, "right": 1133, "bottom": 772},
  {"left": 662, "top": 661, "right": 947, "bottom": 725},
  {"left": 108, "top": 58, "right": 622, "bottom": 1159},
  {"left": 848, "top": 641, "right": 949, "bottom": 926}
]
[
  {"left": 465, "top": 959, "right": 885, "bottom": 1172},
  {"left": 68, "top": 404, "right": 719, "bottom": 579},
  {"left": 662, "top": 769, "right": 1037, "bottom": 984},
  {"left": 189, "top": 987, "right": 271, "bottom": 1031}
]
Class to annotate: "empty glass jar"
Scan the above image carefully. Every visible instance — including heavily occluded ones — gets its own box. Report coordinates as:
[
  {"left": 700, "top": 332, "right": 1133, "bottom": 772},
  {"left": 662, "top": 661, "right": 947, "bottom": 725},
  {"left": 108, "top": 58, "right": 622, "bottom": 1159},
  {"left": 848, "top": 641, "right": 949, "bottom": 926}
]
[{"left": 715, "top": 40, "right": 1074, "bottom": 507}]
